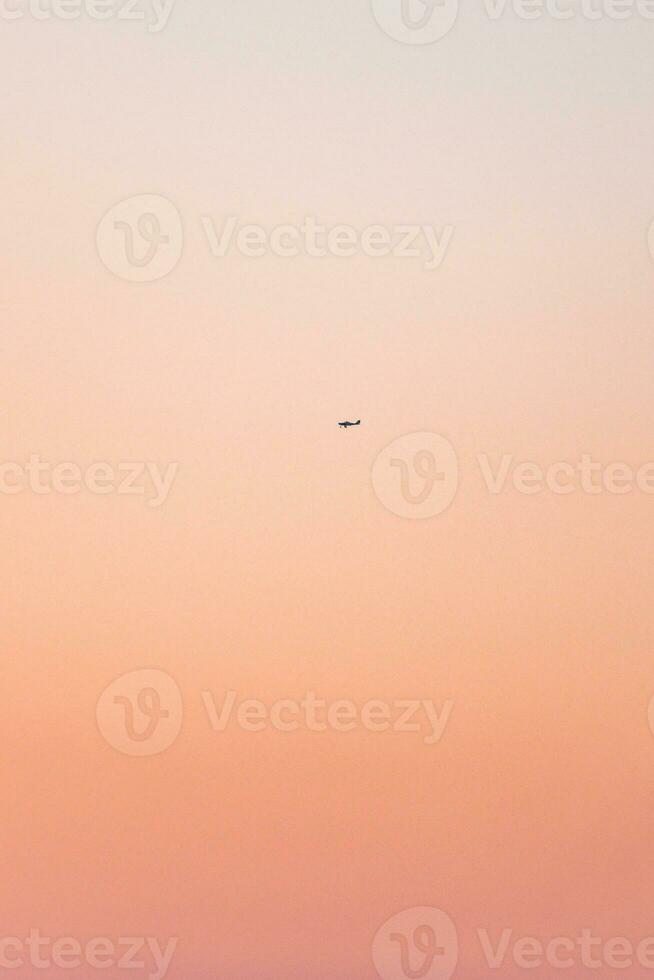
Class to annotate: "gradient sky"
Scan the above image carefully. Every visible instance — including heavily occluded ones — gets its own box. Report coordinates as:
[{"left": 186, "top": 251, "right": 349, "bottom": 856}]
[{"left": 3, "top": 1, "right": 654, "bottom": 978}]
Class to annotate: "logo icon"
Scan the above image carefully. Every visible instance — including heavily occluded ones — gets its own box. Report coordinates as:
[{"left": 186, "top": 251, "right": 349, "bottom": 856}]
[
  {"left": 96, "top": 194, "right": 183, "bottom": 282},
  {"left": 372, "top": 907, "right": 458, "bottom": 980},
  {"left": 96, "top": 669, "right": 183, "bottom": 756},
  {"left": 371, "top": 0, "right": 458, "bottom": 44},
  {"left": 648, "top": 219, "right": 654, "bottom": 265},
  {"left": 372, "top": 432, "right": 458, "bottom": 519}
]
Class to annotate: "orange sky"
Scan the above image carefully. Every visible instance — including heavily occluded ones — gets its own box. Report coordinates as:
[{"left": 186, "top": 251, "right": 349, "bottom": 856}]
[{"left": 3, "top": 1, "right": 654, "bottom": 978}]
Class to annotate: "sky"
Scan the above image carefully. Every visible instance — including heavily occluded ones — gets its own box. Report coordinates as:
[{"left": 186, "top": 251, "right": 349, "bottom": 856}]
[{"left": 3, "top": 0, "right": 654, "bottom": 978}]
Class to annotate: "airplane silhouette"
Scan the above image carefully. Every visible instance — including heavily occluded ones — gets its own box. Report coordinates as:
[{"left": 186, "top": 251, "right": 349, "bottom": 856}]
[{"left": 338, "top": 420, "right": 361, "bottom": 429}]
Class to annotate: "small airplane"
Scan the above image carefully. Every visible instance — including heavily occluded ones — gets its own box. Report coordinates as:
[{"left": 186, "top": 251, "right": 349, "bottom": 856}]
[{"left": 338, "top": 419, "right": 361, "bottom": 429}]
